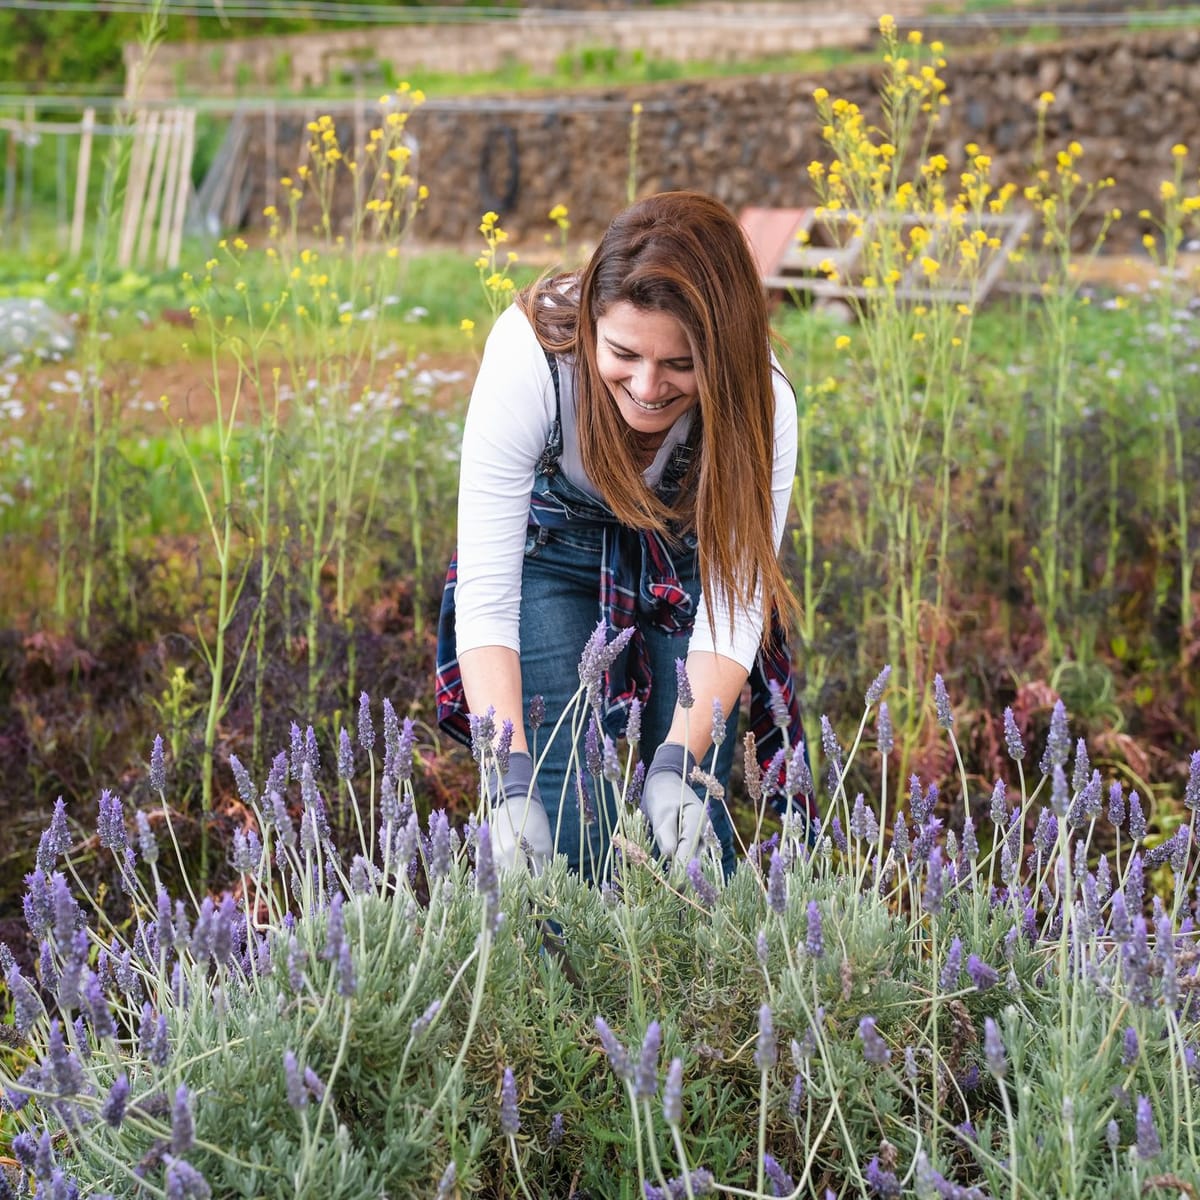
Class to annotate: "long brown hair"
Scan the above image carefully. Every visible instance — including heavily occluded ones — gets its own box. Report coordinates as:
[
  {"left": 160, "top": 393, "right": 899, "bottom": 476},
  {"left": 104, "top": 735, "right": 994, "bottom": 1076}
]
[{"left": 518, "top": 190, "right": 796, "bottom": 641}]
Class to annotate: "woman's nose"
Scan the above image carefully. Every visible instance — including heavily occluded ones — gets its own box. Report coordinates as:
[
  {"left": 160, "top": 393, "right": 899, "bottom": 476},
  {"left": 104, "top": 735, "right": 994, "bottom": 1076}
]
[{"left": 631, "top": 363, "right": 664, "bottom": 399}]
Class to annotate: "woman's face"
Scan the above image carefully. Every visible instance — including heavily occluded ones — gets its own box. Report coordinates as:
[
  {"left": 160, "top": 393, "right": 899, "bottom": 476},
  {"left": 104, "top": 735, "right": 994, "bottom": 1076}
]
[{"left": 594, "top": 302, "right": 699, "bottom": 437}]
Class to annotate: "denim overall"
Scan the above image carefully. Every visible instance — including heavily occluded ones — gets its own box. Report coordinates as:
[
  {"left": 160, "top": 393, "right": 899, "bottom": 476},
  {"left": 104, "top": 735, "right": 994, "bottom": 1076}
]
[{"left": 437, "top": 354, "right": 740, "bottom": 878}]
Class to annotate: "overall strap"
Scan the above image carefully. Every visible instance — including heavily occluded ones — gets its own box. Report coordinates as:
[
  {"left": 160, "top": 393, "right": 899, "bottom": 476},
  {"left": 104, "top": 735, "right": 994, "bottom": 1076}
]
[{"left": 534, "top": 350, "right": 564, "bottom": 477}]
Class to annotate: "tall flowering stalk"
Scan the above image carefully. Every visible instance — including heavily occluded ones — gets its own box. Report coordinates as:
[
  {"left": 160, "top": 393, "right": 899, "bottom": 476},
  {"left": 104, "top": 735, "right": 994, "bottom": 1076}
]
[{"left": 806, "top": 19, "right": 1007, "bottom": 769}]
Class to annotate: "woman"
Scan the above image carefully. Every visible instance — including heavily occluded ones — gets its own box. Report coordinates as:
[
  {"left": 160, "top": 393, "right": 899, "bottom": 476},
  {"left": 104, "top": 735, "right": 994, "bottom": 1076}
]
[{"left": 436, "top": 190, "right": 813, "bottom": 880}]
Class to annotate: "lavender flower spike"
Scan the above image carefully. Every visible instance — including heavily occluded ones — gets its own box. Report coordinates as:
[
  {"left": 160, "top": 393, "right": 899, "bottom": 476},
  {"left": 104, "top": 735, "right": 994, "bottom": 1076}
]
[
  {"left": 499, "top": 1067, "right": 521, "bottom": 1136},
  {"left": 864, "top": 665, "right": 891, "bottom": 706},
  {"left": 635, "top": 1022, "right": 661, "bottom": 1099},
  {"left": 674, "top": 658, "right": 694, "bottom": 709},
  {"left": 858, "top": 1016, "right": 891, "bottom": 1065},
  {"left": 983, "top": 1018, "right": 1006, "bottom": 1077},
  {"left": 1136, "top": 1095, "right": 1162, "bottom": 1159},
  {"left": 475, "top": 822, "right": 503, "bottom": 935},
  {"left": 594, "top": 1016, "right": 634, "bottom": 1082},
  {"left": 805, "top": 900, "right": 824, "bottom": 959},
  {"left": 767, "top": 850, "right": 787, "bottom": 915},
  {"left": 1003, "top": 706, "right": 1024, "bottom": 761},
  {"left": 1185, "top": 750, "right": 1200, "bottom": 813},
  {"left": 171, "top": 1084, "right": 195, "bottom": 1155},
  {"left": 663, "top": 1057, "right": 684, "bottom": 1125},
  {"left": 755, "top": 1004, "right": 777, "bottom": 1070},
  {"left": 933, "top": 674, "right": 954, "bottom": 728}
]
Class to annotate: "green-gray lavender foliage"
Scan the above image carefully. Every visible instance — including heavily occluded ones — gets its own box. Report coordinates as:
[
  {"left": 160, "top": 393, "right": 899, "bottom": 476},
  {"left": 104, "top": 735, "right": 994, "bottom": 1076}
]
[{"left": 2, "top": 659, "right": 1199, "bottom": 1199}]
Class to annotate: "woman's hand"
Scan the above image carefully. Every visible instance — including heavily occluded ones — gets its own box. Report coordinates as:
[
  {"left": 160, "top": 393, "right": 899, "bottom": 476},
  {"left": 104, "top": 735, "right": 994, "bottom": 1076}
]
[
  {"left": 488, "top": 750, "right": 553, "bottom": 873},
  {"left": 641, "top": 742, "right": 707, "bottom": 862}
]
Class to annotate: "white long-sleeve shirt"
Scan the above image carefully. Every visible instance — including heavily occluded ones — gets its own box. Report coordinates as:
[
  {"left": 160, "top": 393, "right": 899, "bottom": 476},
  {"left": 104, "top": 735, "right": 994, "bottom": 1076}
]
[{"left": 454, "top": 301, "right": 797, "bottom": 672}]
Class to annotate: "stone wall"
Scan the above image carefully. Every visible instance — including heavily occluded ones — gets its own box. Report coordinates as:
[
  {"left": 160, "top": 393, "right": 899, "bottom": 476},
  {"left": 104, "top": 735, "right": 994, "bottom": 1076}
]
[
  {"left": 128, "top": 2, "right": 912, "bottom": 99},
  {"left": 232, "top": 29, "right": 1200, "bottom": 251}
]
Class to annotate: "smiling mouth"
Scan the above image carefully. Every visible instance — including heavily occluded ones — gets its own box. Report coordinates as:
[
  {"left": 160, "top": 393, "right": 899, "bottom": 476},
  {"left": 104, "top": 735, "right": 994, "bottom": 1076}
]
[{"left": 622, "top": 386, "right": 680, "bottom": 414}]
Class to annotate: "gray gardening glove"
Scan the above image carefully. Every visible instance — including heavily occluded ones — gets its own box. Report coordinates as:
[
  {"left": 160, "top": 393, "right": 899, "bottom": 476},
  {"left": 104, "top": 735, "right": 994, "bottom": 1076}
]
[
  {"left": 641, "top": 742, "right": 707, "bottom": 863},
  {"left": 487, "top": 751, "right": 553, "bottom": 874}
]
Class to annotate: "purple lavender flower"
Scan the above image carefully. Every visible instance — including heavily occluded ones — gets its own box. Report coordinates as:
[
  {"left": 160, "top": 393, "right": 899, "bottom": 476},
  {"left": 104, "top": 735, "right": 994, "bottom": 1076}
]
[
  {"left": 1003, "top": 707, "right": 1024, "bottom": 761},
  {"left": 584, "top": 717, "right": 603, "bottom": 777},
  {"left": 594, "top": 1016, "right": 633, "bottom": 1082},
  {"left": 663, "top": 1057, "right": 684, "bottom": 1124},
  {"left": 1122, "top": 1025, "right": 1139, "bottom": 1066},
  {"left": 865, "top": 665, "right": 891, "bottom": 706},
  {"left": 1128, "top": 853, "right": 1145, "bottom": 911},
  {"left": 84, "top": 970, "right": 117, "bottom": 1040},
  {"left": 1106, "top": 1119, "right": 1121, "bottom": 1154},
  {"left": 674, "top": 659, "right": 694, "bottom": 709},
  {"left": 763, "top": 1153, "right": 794, "bottom": 1197},
  {"left": 46, "top": 1019, "right": 84, "bottom": 1095},
  {"left": 962, "top": 816, "right": 978, "bottom": 861},
  {"left": 858, "top": 1016, "right": 891, "bottom": 1065},
  {"left": 767, "top": 850, "right": 787, "bottom": 915},
  {"left": 335, "top": 728, "right": 354, "bottom": 782},
  {"left": 1039, "top": 700, "right": 1070, "bottom": 775},
  {"left": 7, "top": 965, "right": 41, "bottom": 1035},
  {"left": 989, "top": 779, "right": 1007, "bottom": 828},
  {"left": 635, "top": 1022, "right": 661, "bottom": 1099},
  {"left": 921, "top": 847, "right": 945, "bottom": 916},
  {"left": 427, "top": 810, "right": 454, "bottom": 880},
  {"left": 1185, "top": 750, "right": 1200, "bottom": 812},
  {"left": 939, "top": 938, "right": 963, "bottom": 991},
  {"left": 395, "top": 717, "right": 416, "bottom": 783},
  {"left": 933, "top": 674, "right": 954, "bottom": 728},
  {"left": 788, "top": 1073, "right": 805, "bottom": 1116},
  {"left": 821, "top": 715, "right": 844, "bottom": 787},
  {"left": 475, "top": 823, "right": 502, "bottom": 935},
  {"left": 357, "top": 692, "right": 375, "bottom": 753},
  {"left": 830, "top": 817, "right": 848, "bottom": 854},
  {"left": 1107, "top": 781, "right": 1126, "bottom": 829},
  {"left": 756, "top": 929, "right": 770, "bottom": 968},
  {"left": 1050, "top": 764, "right": 1069, "bottom": 817},
  {"left": 755, "top": 1004, "right": 777, "bottom": 1070},
  {"left": 164, "top": 1156, "right": 211, "bottom": 1200},
  {"left": 411, "top": 999, "right": 440, "bottom": 1039},
  {"left": 100, "top": 1073, "right": 130, "bottom": 1127},
  {"left": 171, "top": 1084, "right": 194, "bottom": 1154},
  {"left": 1136, "top": 1095, "right": 1161, "bottom": 1159},
  {"left": 303, "top": 1067, "right": 325, "bottom": 1103},
  {"left": 709, "top": 697, "right": 727, "bottom": 748},
  {"left": 687, "top": 859, "right": 719, "bottom": 909},
  {"left": 436, "top": 1162, "right": 457, "bottom": 1198},
  {"left": 629, "top": 760, "right": 646, "bottom": 808},
  {"left": 283, "top": 1050, "right": 307, "bottom": 1109},
  {"left": 147, "top": 734, "right": 166, "bottom": 793},
  {"left": 893, "top": 813, "right": 910, "bottom": 859},
  {"left": 966, "top": 955, "right": 999, "bottom": 990},
  {"left": 499, "top": 1067, "right": 521, "bottom": 1136},
  {"left": 983, "top": 1018, "right": 1006, "bottom": 1077},
  {"left": 767, "top": 679, "right": 789, "bottom": 728},
  {"left": 877, "top": 702, "right": 894, "bottom": 756},
  {"left": 1033, "top": 808, "right": 1058, "bottom": 857},
  {"left": 1128, "top": 791, "right": 1147, "bottom": 840},
  {"left": 548, "top": 1112, "right": 565, "bottom": 1147},
  {"left": 805, "top": 900, "right": 824, "bottom": 959},
  {"left": 1124, "top": 917, "right": 1154, "bottom": 1008},
  {"left": 865, "top": 1155, "right": 902, "bottom": 1198},
  {"left": 784, "top": 743, "right": 814, "bottom": 803},
  {"left": 37, "top": 799, "right": 72, "bottom": 873},
  {"left": 910, "top": 775, "right": 930, "bottom": 825},
  {"left": 528, "top": 693, "right": 546, "bottom": 736}
]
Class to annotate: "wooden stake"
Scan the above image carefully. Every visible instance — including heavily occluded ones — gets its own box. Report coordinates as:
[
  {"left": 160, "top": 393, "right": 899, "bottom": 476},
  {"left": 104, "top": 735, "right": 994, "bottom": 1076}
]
[
  {"left": 155, "top": 109, "right": 184, "bottom": 269},
  {"left": 166, "top": 108, "right": 196, "bottom": 269},
  {"left": 118, "top": 108, "right": 156, "bottom": 268},
  {"left": 69, "top": 107, "right": 95, "bottom": 258},
  {"left": 137, "top": 108, "right": 173, "bottom": 266}
]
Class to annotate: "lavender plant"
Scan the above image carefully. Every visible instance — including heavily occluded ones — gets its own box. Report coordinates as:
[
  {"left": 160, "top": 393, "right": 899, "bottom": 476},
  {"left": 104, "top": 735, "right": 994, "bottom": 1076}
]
[{"left": 3, "top": 651, "right": 1198, "bottom": 1198}]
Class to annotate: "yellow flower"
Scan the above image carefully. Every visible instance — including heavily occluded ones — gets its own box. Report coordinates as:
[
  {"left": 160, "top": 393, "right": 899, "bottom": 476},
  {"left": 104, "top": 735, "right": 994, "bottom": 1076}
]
[
  {"left": 339, "top": 312, "right": 353, "bottom": 325},
  {"left": 1161, "top": 180, "right": 1177, "bottom": 200},
  {"left": 1038, "top": 90, "right": 1056, "bottom": 106},
  {"left": 548, "top": 203, "right": 569, "bottom": 222},
  {"left": 835, "top": 334, "right": 851, "bottom": 350},
  {"left": 1142, "top": 233, "right": 1156, "bottom": 250},
  {"left": 632, "top": 102, "right": 644, "bottom": 115},
  {"left": 460, "top": 318, "right": 475, "bottom": 334},
  {"left": 813, "top": 86, "right": 829, "bottom": 103},
  {"left": 912, "top": 331, "right": 926, "bottom": 342},
  {"left": 1171, "top": 143, "right": 1188, "bottom": 158},
  {"left": 920, "top": 256, "right": 939, "bottom": 276},
  {"left": 907, "top": 29, "right": 922, "bottom": 44},
  {"left": 879, "top": 13, "right": 896, "bottom": 35},
  {"left": 956, "top": 303, "right": 971, "bottom": 315}
]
